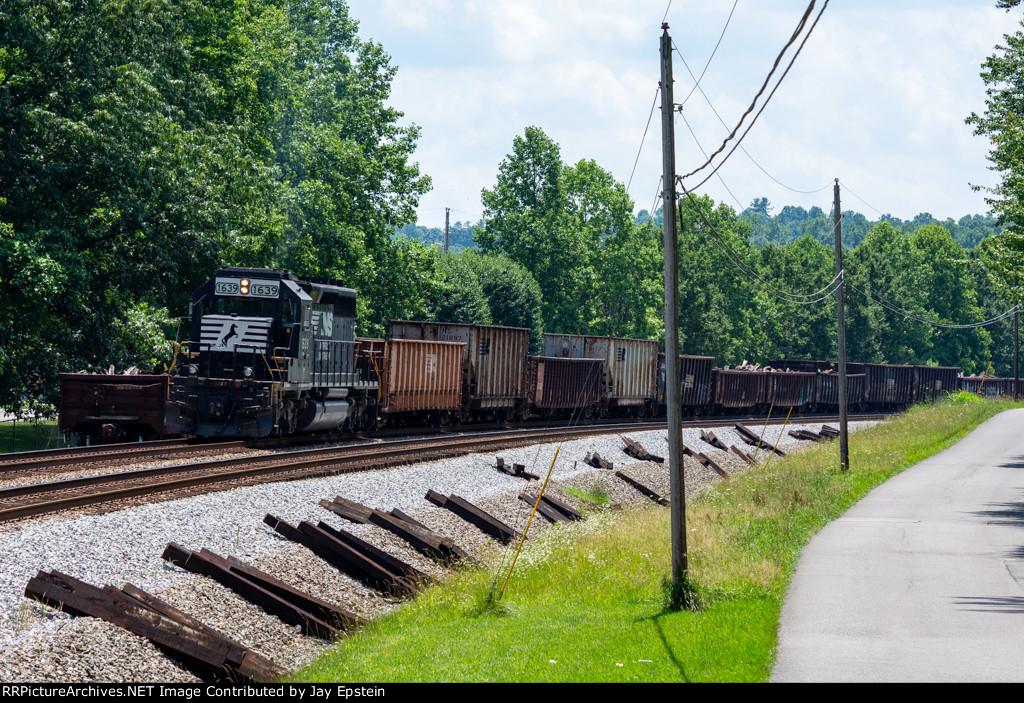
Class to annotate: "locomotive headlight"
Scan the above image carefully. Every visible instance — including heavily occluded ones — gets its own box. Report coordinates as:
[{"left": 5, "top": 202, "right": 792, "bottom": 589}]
[
  {"left": 243, "top": 366, "right": 253, "bottom": 378},
  {"left": 240, "top": 278, "right": 250, "bottom": 295},
  {"left": 188, "top": 364, "right": 198, "bottom": 375}
]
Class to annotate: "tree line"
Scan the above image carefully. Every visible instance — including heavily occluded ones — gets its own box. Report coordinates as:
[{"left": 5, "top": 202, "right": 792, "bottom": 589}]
[{"left": 1, "top": 1, "right": 1021, "bottom": 415}]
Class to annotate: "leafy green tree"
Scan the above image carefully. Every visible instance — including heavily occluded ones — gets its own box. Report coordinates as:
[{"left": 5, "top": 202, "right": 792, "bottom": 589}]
[
  {"left": 756, "top": 235, "right": 837, "bottom": 361},
  {"left": 458, "top": 251, "right": 544, "bottom": 351},
  {"left": 0, "top": 0, "right": 430, "bottom": 409},
  {"left": 966, "top": 15, "right": 1024, "bottom": 300},
  {"left": 477, "top": 127, "right": 634, "bottom": 335},
  {"left": 423, "top": 252, "right": 491, "bottom": 325}
]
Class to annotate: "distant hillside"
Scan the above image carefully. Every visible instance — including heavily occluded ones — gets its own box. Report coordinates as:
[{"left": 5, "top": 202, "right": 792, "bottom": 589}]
[
  {"left": 396, "top": 221, "right": 479, "bottom": 251},
  {"left": 636, "top": 199, "right": 1001, "bottom": 250}
]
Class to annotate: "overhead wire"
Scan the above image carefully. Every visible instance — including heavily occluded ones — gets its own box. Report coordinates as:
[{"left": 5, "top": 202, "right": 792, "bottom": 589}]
[
  {"left": 846, "top": 282, "right": 1018, "bottom": 329},
  {"left": 626, "top": 86, "right": 660, "bottom": 196},
  {"left": 679, "top": 0, "right": 739, "bottom": 108},
  {"left": 675, "top": 50, "right": 831, "bottom": 195},
  {"left": 679, "top": 0, "right": 818, "bottom": 181},
  {"left": 837, "top": 180, "right": 885, "bottom": 217},
  {"left": 678, "top": 105, "right": 838, "bottom": 249},
  {"left": 679, "top": 187, "right": 843, "bottom": 304},
  {"left": 682, "top": 0, "right": 830, "bottom": 190}
]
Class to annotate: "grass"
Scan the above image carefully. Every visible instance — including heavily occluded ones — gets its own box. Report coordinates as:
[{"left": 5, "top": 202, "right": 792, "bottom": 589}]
[
  {"left": 292, "top": 398, "right": 1019, "bottom": 683},
  {"left": 563, "top": 484, "right": 610, "bottom": 508},
  {"left": 0, "top": 419, "right": 69, "bottom": 454}
]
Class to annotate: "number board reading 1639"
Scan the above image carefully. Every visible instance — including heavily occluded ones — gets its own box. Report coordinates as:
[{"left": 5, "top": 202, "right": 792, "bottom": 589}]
[{"left": 215, "top": 277, "right": 280, "bottom": 298}]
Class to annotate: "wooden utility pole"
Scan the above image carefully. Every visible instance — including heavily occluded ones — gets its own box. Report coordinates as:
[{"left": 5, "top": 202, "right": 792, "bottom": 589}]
[
  {"left": 661, "top": 24, "right": 687, "bottom": 584},
  {"left": 1015, "top": 304, "right": 1020, "bottom": 401},
  {"left": 833, "top": 179, "right": 849, "bottom": 470},
  {"left": 444, "top": 208, "right": 451, "bottom": 253}
]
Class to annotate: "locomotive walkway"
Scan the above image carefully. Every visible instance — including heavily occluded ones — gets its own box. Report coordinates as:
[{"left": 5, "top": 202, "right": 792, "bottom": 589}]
[{"left": 772, "top": 408, "right": 1024, "bottom": 682}]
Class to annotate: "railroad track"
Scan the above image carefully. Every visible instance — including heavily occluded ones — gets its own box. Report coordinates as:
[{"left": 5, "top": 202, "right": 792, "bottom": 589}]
[{"left": 0, "top": 413, "right": 887, "bottom": 525}]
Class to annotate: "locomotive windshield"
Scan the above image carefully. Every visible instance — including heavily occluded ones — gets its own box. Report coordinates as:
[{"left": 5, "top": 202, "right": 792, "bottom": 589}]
[{"left": 214, "top": 297, "right": 278, "bottom": 318}]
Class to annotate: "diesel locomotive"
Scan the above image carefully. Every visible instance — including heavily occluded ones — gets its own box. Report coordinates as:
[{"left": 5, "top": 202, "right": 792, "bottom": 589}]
[{"left": 164, "top": 267, "right": 378, "bottom": 438}]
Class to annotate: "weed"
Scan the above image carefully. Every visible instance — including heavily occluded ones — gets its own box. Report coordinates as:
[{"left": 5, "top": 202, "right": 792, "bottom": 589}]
[
  {"left": 465, "top": 577, "right": 511, "bottom": 618},
  {"left": 9, "top": 601, "right": 44, "bottom": 633},
  {"left": 565, "top": 485, "right": 610, "bottom": 508},
  {"left": 662, "top": 574, "right": 704, "bottom": 612}
]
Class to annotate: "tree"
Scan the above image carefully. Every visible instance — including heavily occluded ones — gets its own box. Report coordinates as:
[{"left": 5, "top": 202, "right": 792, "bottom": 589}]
[
  {"left": 477, "top": 127, "right": 634, "bottom": 335},
  {"left": 0, "top": 0, "right": 431, "bottom": 410},
  {"left": 965, "top": 15, "right": 1024, "bottom": 301}
]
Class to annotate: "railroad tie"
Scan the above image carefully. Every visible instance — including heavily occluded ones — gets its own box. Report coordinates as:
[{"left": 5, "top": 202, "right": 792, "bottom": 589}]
[
  {"left": 263, "top": 514, "right": 418, "bottom": 597},
  {"left": 517, "top": 493, "right": 566, "bottom": 523},
  {"left": 621, "top": 435, "right": 665, "bottom": 463},
  {"left": 319, "top": 495, "right": 374, "bottom": 524},
  {"left": 519, "top": 492, "right": 584, "bottom": 522},
  {"left": 613, "top": 472, "right": 669, "bottom": 507},
  {"left": 730, "top": 445, "right": 755, "bottom": 465},
  {"left": 426, "top": 492, "right": 518, "bottom": 545},
  {"left": 734, "top": 423, "right": 787, "bottom": 456},
  {"left": 700, "top": 429, "right": 728, "bottom": 450},
  {"left": 24, "top": 569, "right": 286, "bottom": 683},
  {"left": 367, "top": 509, "right": 466, "bottom": 564},
  {"left": 161, "top": 543, "right": 349, "bottom": 639},
  {"left": 584, "top": 452, "right": 613, "bottom": 470}
]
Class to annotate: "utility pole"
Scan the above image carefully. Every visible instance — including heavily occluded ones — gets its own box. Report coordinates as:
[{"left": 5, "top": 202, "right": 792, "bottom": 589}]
[
  {"left": 1015, "top": 304, "right": 1019, "bottom": 401},
  {"left": 444, "top": 207, "right": 451, "bottom": 253},
  {"left": 833, "top": 179, "right": 849, "bottom": 471},
  {"left": 661, "top": 23, "right": 687, "bottom": 586}
]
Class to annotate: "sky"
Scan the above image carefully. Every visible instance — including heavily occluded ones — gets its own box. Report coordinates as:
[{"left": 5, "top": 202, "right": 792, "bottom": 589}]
[{"left": 345, "top": 0, "right": 1024, "bottom": 229}]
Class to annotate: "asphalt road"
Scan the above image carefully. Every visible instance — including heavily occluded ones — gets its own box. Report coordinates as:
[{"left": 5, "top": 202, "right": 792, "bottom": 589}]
[{"left": 772, "top": 408, "right": 1024, "bottom": 682}]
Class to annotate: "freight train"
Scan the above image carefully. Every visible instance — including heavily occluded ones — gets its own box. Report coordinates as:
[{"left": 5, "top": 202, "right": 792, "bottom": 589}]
[{"left": 57, "top": 267, "right": 1019, "bottom": 444}]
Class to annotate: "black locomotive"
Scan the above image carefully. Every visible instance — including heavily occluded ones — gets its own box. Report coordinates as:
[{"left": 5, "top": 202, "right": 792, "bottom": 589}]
[{"left": 164, "top": 267, "right": 378, "bottom": 438}]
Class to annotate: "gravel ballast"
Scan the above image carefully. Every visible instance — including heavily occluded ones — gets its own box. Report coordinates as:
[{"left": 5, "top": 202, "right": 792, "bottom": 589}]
[{"left": 0, "top": 421, "right": 875, "bottom": 682}]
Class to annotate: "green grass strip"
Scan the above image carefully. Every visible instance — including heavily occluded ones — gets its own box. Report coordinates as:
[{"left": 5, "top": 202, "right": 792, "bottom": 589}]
[{"left": 292, "top": 397, "right": 1017, "bottom": 683}]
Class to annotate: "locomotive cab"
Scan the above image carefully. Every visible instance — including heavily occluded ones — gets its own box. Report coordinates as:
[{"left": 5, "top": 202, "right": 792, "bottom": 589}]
[{"left": 165, "top": 267, "right": 378, "bottom": 437}]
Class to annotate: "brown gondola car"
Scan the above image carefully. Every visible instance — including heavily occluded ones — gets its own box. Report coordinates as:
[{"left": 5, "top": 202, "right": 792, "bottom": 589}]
[
  {"left": 390, "top": 320, "right": 530, "bottom": 421},
  {"left": 712, "top": 369, "right": 769, "bottom": 410},
  {"left": 375, "top": 338, "right": 465, "bottom": 424},
  {"left": 815, "top": 373, "right": 866, "bottom": 409},
  {"left": 957, "top": 375, "right": 1018, "bottom": 398},
  {"left": 528, "top": 356, "right": 604, "bottom": 419},
  {"left": 913, "top": 365, "right": 958, "bottom": 403},
  {"left": 543, "top": 334, "right": 658, "bottom": 415},
  {"left": 767, "top": 371, "right": 817, "bottom": 409},
  {"left": 656, "top": 353, "right": 715, "bottom": 413},
  {"left": 863, "top": 364, "right": 916, "bottom": 406},
  {"left": 58, "top": 372, "right": 170, "bottom": 445}
]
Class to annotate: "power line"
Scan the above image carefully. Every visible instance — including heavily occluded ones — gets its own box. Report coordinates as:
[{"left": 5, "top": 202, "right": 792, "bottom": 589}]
[
  {"left": 846, "top": 282, "right": 1018, "bottom": 329},
  {"left": 683, "top": 0, "right": 830, "bottom": 191},
  {"left": 679, "top": 107, "right": 839, "bottom": 247},
  {"left": 676, "top": 47, "right": 831, "bottom": 195},
  {"left": 626, "top": 86, "right": 660, "bottom": 196},
  {"left": 679, "top": 0, "right": 739, "bottom": 108},
  {"left": 837, "top": 180, "right": 885, "bottom": 217},
  {"left": 680, "top": 187, "right": 843, "bottom": 304},
  {"left": 680, "top": 0, "right": 819, "bottom": 181},
  {"left": 678, "top": 110, "right": 745, "bottom": 211}
]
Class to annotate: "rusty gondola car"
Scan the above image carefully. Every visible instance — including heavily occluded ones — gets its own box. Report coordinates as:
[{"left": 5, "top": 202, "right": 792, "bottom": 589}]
[
  {"left": 527, "top": 356, "right": 604, "bottom": 419},
  {"left": 711, "top": 368, "right": 769, "bottom": 410},
  {"left": 390, "top": 320, "right": 530, "bottom": 422},
  {"left": 59, "top": 372, "right": 171, "bottom": 445}
]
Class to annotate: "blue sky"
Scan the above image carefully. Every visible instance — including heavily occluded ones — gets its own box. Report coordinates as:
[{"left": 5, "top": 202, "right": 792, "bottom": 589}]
[{"left": 346, "top": 0, "right": 1023, "bottom": 229}]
